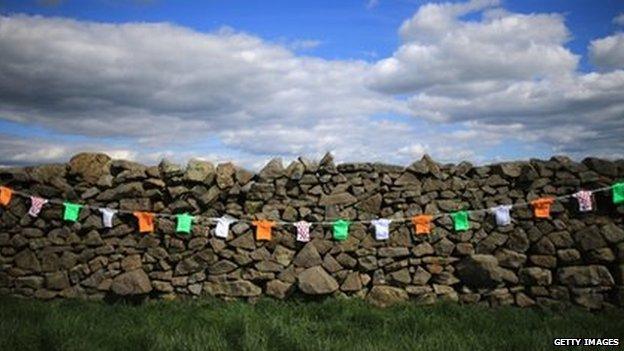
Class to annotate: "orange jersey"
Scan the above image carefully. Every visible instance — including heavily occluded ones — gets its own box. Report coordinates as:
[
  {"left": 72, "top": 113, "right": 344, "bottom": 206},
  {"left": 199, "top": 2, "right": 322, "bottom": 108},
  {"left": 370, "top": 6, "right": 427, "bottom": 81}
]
[
  {"left": 412, "top": 215, "right": 433, "bottom": 235},
  {"left": 133, "top": 211, "right": 155, "bottom": 233},
  {"left": 253, "top": 220, "right": 275, "bottom": 241},
  {"left": 0, "top": 186, "right": 12, "bottom": 206},
  {"left": 531, "top": 198, "right": 555, "bottom": 218}
]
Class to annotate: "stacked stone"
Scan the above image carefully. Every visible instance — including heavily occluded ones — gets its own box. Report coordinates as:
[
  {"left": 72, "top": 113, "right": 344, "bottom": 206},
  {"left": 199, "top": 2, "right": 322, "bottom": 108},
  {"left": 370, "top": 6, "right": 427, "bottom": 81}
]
[{"left": 0, "top": 152, "right": 623, "bottom": 309}]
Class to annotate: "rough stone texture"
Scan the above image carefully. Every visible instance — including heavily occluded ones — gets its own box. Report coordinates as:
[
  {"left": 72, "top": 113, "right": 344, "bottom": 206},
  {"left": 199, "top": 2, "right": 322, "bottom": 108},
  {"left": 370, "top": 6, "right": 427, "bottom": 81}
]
[
  {"left": 519, "top": 267, "right": 552, "bottom": 286},
  {"left": 298, "top": 266, "right": 339, "bottom": 294},
  {"left": 366, "top": 285, "right": 409, "bottom": 307},
  {"left": 184, "top": 159, "right": 215, "bottom": 183},
  {"left": 14, "top": 249, "right": 41, "bottom": 272},
  {"left": 266, "top": 280, "right": 292, "bottom": 299},
  {"left": 259, "top": 158, "right": 285, "bottom": 180},
  {"left": 69, "top": 153, "right": 111, "bottom": 184},
  {"left": 455, "top": 255, "right": 502, "bottom": 288},
  {"left": 557, "top": 266, "right": 615, "bottom": 287},
  {"left": 110, "top": 270, "right": 152, "bottom": 295},
  {"left": 340, "top": 272, "right": 363, "bottom": 292},
  {"left": 293, "top": 243, "right": 322, "bottom": 268},
  {"left": 204, "top": 281, "right": 261, "bottom": 297},
  {"left": 0, "top": 153, "right": 623, "bottom": 309}
]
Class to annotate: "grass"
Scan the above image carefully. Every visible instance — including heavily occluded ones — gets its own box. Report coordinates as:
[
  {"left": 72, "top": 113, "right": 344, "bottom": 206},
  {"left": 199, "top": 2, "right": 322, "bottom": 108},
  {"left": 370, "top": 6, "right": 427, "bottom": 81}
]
[{"left": 1, "top": 296, "right": 622, "bottom": 351}]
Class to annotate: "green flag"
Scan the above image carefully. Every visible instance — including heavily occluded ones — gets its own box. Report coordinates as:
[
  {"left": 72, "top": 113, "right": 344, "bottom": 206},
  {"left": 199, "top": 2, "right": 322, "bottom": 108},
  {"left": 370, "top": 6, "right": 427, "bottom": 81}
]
[
  {"left": 451, "top": 211, "right": 469, "bottom": 231},
  {"left": 63, "top": 202, "right": 82, "bottom": 222},
  {"left": 176, "top": 213, "right": 194, "bottom": 234},
  {"left": 333, "top": 219, "right": 351, "bottom": 241},
  {"left": 613, "top": 182, "right": 624, "bottom": 204}
]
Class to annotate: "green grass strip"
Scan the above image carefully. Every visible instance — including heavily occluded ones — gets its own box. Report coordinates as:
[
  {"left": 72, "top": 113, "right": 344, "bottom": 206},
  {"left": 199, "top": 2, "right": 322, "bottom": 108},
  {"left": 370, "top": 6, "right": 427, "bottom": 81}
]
[{"left": 0, "top": 296, "right": 622, "bottom": 351}]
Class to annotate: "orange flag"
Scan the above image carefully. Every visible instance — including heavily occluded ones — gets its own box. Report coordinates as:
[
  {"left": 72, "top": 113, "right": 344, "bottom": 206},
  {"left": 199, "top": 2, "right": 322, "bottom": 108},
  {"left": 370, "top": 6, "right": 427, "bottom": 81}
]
[
  {"left": 531, "top": 197, "right": 555, "bottom": 218},
  {"left": 412, "top": 215, "right": 433, "bottom": 235},
  {"left": 252, "top": 220, "right": 275, "bottom": 241},
  {"left": 133, "top": 211, "right": 155, "bottom": 233},
  {"left": 0, "top": 186, "right": 12, "bottom": 206}
]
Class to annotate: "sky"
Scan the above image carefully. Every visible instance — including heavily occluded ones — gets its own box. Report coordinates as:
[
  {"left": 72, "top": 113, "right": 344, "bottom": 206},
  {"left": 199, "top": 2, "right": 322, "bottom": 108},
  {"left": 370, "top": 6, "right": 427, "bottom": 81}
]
[{"left": 0, "top": 0, "right": 623, "bottom": 169}]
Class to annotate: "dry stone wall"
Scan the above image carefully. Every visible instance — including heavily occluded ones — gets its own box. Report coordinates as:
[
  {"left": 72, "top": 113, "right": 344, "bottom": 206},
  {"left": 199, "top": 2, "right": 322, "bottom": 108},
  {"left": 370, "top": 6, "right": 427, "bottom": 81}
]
[{"left": 1, "top": 152, "right": 624, "bottom": 309}]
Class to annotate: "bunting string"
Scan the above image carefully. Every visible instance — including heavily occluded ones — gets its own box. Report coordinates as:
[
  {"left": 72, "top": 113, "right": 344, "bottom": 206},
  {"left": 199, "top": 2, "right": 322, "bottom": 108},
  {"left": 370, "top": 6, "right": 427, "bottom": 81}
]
[{"left": 0, "top": 183, "right": 621, "bottom": 240}]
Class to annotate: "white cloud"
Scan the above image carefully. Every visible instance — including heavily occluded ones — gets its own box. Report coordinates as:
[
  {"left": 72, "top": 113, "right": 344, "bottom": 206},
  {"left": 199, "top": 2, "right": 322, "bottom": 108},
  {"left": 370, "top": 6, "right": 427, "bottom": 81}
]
[
  {"left": 369, "top": 0, "right": 577, "bottom": 93},
  {"left": 0, "top": 15, "right": 396, "bottom": 143},
  {"left": 589, "top": 33, "right": 624, "bottom": 71},
  {"left": 0, "top": 1, "right": 623, "bottom": 168},
  {"left": 614, "top": 13, "right": 624, "bottom": 26},
  {"left": 367, "top": 0, "right": 624, "bottom": 160},
  {"left": 397, "top": 143, "right": 427, "bottom": 158},
  {"left": 0, "top": 135, "right": 137, "bottom": 165}
]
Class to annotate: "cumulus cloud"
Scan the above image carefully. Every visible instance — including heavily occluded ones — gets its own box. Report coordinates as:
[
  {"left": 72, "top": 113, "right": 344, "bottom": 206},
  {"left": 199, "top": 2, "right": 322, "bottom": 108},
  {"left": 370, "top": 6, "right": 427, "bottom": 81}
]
[
  {"left": 0, "top": 1, "right": 623, "bottom": 168},
  {"left": 366, "top": 0, "right": 624, "bottom": 159},
  {"left": 0, "top": 135, "right": 138, "bottom": 166},
  {"left": 369, "top": 0, "right": 577, "bottom": 93},
  {"left": 0, "top": 16, "right": 398, "bottom": 141},
  {"left": 614, "top": 13, "right": 624, "bottom": 26},
  {"left": 589, "top": 33, "right": 624, "bottom": 71}
]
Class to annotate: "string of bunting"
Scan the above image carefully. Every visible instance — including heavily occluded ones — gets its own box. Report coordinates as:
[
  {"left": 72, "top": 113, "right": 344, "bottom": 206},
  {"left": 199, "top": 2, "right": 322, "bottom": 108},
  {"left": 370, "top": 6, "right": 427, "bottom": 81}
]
[{"left": 0, "top": 182, "right": 623, "bottom": 243}]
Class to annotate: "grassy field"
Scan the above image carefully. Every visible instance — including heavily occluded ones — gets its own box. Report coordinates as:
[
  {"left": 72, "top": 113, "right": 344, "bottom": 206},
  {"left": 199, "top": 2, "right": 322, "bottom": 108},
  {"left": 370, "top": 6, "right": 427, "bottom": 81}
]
[{"left": 1, "top": 296, "right": 622, "bottom": 351}]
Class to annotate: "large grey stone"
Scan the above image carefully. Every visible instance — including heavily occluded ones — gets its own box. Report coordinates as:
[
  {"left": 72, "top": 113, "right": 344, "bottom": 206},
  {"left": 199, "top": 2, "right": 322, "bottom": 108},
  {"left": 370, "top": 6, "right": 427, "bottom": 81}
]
[
  {"left": 121, "top": 254, "right": 142, "bottom": 271},
  {"left": 184, "top": 159, "right": 215, "bottom": 183},
  {"left": 319, "top": 192, "right": 357, "bottom": 206},
  {"left": 412, "top": 266, "right": 432, "bottom": 285},
  {"left": 209, "top": 260, "right": 238, "bottom": 275},
  {"left": 229, "top": 233, "right": 256, "bottom": 250},
  {"left": 293, "top": 243, "right": 323, "bottom": 268},
  {"left": 394, "top": 172, "right": 421, "bottom": 186},
  {"left": 272, "top": 245, "right": 295, "bottom": 266},
  {"left": 216, "top": 163, "right": 236, "bottom": 189},
  {"left": 601, "top": 223, "right": 624, "bottom": 244},
  {"left": 266, "top": 280, "right": 292, "bottom": 299},
  {"left": 111, "top": 269, "right": 152, "bottom": 295},
  {"left": 366, "top": 285, "right": 409, "bottom": 307},
  {"left": 412, "top": 242, "right": 434, "bottom": 257},
  {"left": 158, "top": 159, "right": 182, "bottom": 178},
  {"left": 258, "top": 158, "right": 285, "bottom": 179},
  {"left": 96, "top": 182, "right": 144, "bottom": 201},
  {"left": 175, "top": 256, "right": 206, "bottom": 276},
  {"left": 69, "top": 153, "right": 111, "bottom": 184},
  {"left": 582, "top": 157, "right": 618, "bottom": 177},
  {"left": 574, "top": 227, "right": 607, "bottom": 251},
  {"left": 519, "top": 267, "right": 552, "bottom": 286},
  {"left": 15, "top": 249, "right": 41, "bottom": 272},
  {"left": 46, "top": 271, "right": 70, "bottom": 290},
  {"left": 495, "top": 249, "right": 527, "bottom": 269},
  {"left": 495, "top": 162, "right": 522, "bottom": 178},
  {"left": 340, "top": 271, "right": 363, "bottom": 292},
  {"left": 407, "top": 154, "right": 441, "bottom": 177},
  {"left": 456, "top": 255, "right": 502, "bottom": 288},
  {"left": 355, "top": 193, "right": 382, "bottom": 213},
  {"left": 557, "top": 266, "right": 615, "bottom": 287},
  {"left": 297, "top": 266, "right": 339, "bottom": 295}
]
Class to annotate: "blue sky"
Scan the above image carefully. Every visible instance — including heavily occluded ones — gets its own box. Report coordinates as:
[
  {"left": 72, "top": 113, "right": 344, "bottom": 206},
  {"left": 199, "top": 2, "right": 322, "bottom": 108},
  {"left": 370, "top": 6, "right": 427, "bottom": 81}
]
[
  {"left": 0, "top": 0, "right": 623, "bottom": 168},
  {"left": 2, "top": 0, "right": 621, "bottom": 66}
]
